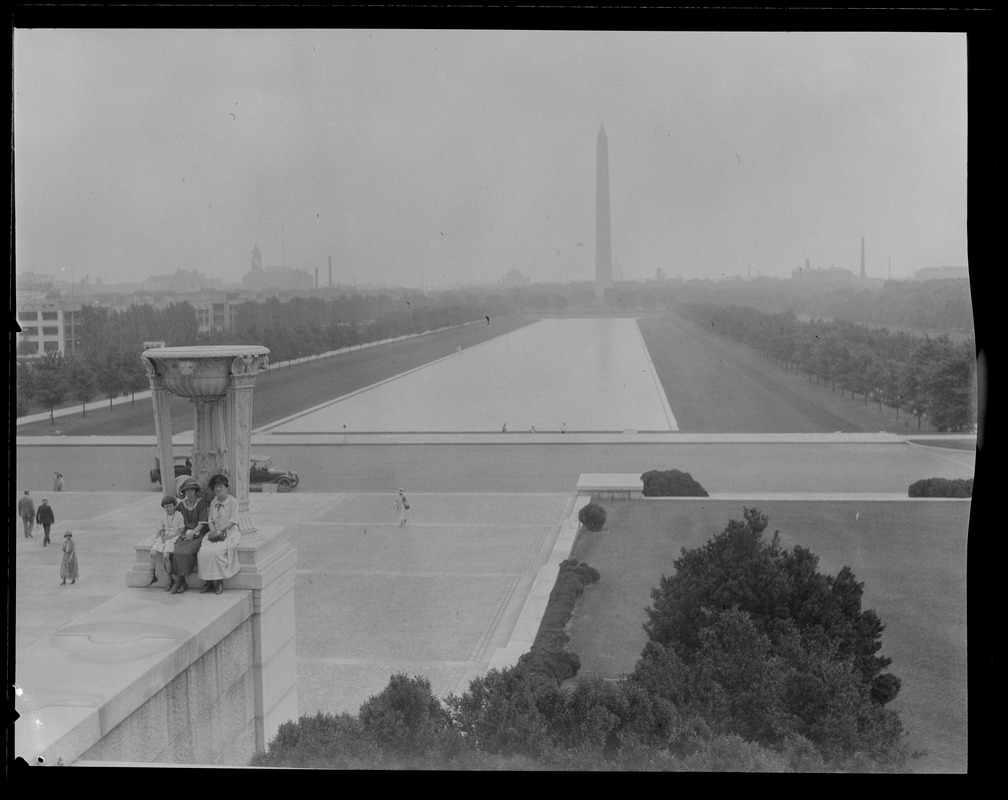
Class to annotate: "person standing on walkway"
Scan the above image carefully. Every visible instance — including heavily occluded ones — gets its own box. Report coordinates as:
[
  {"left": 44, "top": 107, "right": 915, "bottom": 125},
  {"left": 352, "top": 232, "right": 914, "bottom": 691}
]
[
  {"left": 36, "top": 499, "right": 56, "bottom": 547},
  {"left": 198, "top": 474, "right": 241, "bottom": 594},
  {"left": 53, "top": 472, "right": 64, "bottom": 492},
  {"left": 395, "top": 488, "right": 409, "bottom": 527},
  {"left": 60, "top": 532, "right": 79, "bottom": 585},
  {"left": 561, "top": 422, "right": 567, "bottom": 434},
  {"left": 169, "top": 477, "right": 209, "bottom": 594},
  {"left": 18, "top": 490, "right": 36, "bottom": 538}
]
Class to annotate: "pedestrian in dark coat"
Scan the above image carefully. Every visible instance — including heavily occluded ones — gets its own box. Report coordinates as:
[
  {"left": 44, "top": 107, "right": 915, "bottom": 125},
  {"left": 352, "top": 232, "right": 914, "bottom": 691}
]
[
  {"left": 18, "top": 490, "right": 36, "bottom": 538},
  {"left": 36, "top": 499, "right": 56, "bottom": 546}
]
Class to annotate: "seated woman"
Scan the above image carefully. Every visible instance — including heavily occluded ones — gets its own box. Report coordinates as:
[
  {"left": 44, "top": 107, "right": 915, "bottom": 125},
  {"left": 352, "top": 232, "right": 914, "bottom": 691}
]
[
  {"left": 169, "top": 476, "right": 209, "bottom": 594},
  {"left": 149, "top": 495, "right": 184, "bottom": 587},
  {"left": 198, "top": 473, "right": 241, "bottom": 595}
]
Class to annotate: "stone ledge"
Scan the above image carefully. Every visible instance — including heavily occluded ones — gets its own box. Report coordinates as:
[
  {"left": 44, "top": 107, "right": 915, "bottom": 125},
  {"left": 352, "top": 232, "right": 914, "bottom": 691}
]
[
  {"left": 576, "top": 473, "right": 643, "bottom": 499},
  {"left": 13, "top": 588, "right": 252, "bottom": 766}
]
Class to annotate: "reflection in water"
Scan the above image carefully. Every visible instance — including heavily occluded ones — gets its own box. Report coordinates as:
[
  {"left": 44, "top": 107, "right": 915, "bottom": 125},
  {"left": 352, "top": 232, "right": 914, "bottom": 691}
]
[{"left": 268, "top": 318, "right": 678, "bottom": 433}]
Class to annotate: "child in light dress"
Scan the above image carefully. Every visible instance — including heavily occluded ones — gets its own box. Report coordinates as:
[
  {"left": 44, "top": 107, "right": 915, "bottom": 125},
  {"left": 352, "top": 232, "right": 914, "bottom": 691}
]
[{"left": 150, "top": 495, "right": 185, "bottom": 588}]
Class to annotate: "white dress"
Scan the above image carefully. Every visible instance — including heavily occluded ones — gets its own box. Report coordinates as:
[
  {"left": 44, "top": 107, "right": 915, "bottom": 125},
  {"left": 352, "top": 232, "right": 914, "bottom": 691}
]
[
  {"left": 197, "top": 495, "right": 242, "bottom": 580},
  {"left": 151, "top": 510, "right": 184, "bottom": 555}
]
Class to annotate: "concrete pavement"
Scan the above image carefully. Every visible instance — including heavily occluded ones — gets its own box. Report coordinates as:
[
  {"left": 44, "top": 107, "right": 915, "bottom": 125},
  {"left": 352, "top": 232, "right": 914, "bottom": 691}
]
[{"left": 13, "top": 488, "right": 579, "bottom": 748}]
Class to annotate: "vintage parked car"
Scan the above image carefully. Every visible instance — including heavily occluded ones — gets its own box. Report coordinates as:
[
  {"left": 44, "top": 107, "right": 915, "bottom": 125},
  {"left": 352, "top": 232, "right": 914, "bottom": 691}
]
[{"left": 151, "top": 453, "right": 300, "bottom": 492}]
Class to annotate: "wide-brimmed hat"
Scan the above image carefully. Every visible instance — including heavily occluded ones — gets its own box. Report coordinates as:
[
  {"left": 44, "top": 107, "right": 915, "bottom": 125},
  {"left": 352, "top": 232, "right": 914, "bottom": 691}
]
[
  {"left": 179, "top": 477, "right": 201, "bottom": 493},
  {"left": 63, "top": 531, "right": 73, "bottom": 538}
]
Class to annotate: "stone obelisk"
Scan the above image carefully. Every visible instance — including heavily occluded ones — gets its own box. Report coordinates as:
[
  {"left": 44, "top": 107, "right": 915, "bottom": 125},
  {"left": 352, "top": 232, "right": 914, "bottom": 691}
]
[{"left": 595, "top": 124, "right": 613, "bottom": 295}]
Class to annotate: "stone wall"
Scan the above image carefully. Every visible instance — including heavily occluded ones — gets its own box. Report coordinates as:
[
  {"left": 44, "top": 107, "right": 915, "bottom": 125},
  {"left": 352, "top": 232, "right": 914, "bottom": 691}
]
[
  {"left": 80, "top": 618, "right": 257, "bottom": 765},
  {"left": 15, "top": 523, "right": 297, "bottom": 767}
]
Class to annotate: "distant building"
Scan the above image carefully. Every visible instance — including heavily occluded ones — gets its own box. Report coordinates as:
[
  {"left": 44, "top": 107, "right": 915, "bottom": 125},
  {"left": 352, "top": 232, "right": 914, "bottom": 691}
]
[
  {"left": 16, "top": 271, "right": 57, "bottom": 292},
  {"left": 791, "top": 264, "right": 855, "bottom": 281},
  {"left": 16, "top": 298, "right": 84, "bottom": 357},
  {"left": 914, "top": 266, "right": 969, "bottom": 281},
  {"left": 502, "top": 268, "right": 530, "bottom": 288},
  {"left": 191, "top": 294, "right": 241, "bottom": 334},
  {"left": 142, "top": 268, "right": 222, "bottom": 293},
  {"left": 242, "top": 245, "right": 314, "bottom": 292}
]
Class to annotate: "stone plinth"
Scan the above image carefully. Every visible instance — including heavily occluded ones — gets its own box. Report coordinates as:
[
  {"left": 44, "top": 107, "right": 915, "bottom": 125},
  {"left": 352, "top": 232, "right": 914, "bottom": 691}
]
[
  {"left": 576, "top": 472, "right": 644, "bottom": 500},
  {"left": 12, "top": 523, "right": 297, "bottom": 766},
  {"left": 125, "top": 522, "right": 298, "bottom": 757}
]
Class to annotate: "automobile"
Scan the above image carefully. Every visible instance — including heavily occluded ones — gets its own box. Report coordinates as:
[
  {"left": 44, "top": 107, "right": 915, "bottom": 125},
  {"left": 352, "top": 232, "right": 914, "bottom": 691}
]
[
  {"left": 150, "top": 454, "right": 193, "bottom": 486},
  {"left": 151, "top": 453, "right": 300, "bottom": 492},
  {"left": 249, "top": 454, "right": 300, "bottom": 492}
]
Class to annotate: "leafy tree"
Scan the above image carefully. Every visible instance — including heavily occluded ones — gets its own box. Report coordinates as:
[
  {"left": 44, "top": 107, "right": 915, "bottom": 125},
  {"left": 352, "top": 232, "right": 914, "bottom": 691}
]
[
  {"left": 31, "top": 351, "right": 70, "bottom": 423},
  {"left": 16, "top": 359, "right": 37, "bottom": 417},
  {"left": 120, "top": 350, "right": 149, "bottom": 404},
  {"left": 94, "top": 348, "right": 127, "bottom": 410},
  {"left": 356, "top": 673, "right": 460, "bottom": 762},
  {"left": 67, "top": 357, "right": 97, "bottom": 417},
  {"left": 642, "top": 508, "right": 899, "bottom": 703}
]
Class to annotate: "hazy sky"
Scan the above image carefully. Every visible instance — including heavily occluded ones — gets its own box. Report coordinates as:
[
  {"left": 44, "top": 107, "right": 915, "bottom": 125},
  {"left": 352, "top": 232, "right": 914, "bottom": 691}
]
[{"left": 14, "top": 29, "right": 967, "bottom": 288}]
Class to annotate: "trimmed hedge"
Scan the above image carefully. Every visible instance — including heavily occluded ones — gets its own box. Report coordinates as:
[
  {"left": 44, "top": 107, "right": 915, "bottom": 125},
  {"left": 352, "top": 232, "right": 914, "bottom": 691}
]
[
  {"left": 578, "top": 501, "right": 607, "bottom": 531},
  {"left": 641, "top": 469, "right": 709, "bottom": 497},
  {"left": 908, "top": 477, "right": 973, "bottom": 498},
  {"left": 518, "top": 559, "right": 600, "bottom": 683}
]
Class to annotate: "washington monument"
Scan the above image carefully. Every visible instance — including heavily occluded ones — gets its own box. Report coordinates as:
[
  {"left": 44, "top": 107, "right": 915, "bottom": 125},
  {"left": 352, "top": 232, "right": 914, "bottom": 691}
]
[{"left": 595, "top": 123, "right": 613, "bottom": 295}]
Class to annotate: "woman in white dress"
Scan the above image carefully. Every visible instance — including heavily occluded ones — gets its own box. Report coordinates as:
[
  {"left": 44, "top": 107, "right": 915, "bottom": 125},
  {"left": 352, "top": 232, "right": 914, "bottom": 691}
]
[{"left": 198, "top": 474, "right": 241, "bottom": 594}]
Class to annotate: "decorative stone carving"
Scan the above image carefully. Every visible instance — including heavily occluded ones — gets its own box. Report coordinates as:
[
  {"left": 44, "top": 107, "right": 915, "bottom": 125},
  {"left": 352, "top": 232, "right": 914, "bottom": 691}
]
[{"left": 141, "top": 346, "right": 269, "bottom": 517}]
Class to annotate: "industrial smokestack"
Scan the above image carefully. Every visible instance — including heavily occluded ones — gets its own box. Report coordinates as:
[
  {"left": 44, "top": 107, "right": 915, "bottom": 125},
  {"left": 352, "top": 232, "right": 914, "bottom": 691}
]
[
  {"left": 315, "top": 267, "right": 318, "bottom": 289},
  {"left": 860, "top": 237, "right": 866, "bottom": 279},
  {"left": 328, "top": 255, "right": 332, "bottom": 288}
]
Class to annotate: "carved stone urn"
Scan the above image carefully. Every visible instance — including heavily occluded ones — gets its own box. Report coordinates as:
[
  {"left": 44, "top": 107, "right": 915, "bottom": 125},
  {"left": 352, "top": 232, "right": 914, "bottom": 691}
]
[{"left": 141, "top": 345, "right": 270, "bottom": 534}]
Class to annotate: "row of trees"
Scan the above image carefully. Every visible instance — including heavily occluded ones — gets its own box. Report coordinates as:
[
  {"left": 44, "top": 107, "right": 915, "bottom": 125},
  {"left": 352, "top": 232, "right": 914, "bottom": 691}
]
[
  {"left": 16, "top": 291, "right": 515, "bottom": 418},
  {"left": 252, "top": 509, "right": 910, "bottom": 771},
  {"left": 676, "top": 303, "right": 977, "bottom": 432},
  {"left": 199, "top": 294, "right": 506, "bottom": 363},
  {"left": 16, "top": 349, "right": 149, "bottom": 421}
]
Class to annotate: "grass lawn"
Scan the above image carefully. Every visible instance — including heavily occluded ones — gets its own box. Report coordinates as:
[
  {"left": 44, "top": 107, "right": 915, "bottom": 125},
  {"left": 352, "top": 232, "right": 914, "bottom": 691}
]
[
  {"left": 17, "top": 314, "right": 536, "bottom": 436},
  {"left": 567, "top": 498, "right": 969, "bottom": 773},
  {"left": 639, "top": 313, "right": 965, "bottom": 435}
]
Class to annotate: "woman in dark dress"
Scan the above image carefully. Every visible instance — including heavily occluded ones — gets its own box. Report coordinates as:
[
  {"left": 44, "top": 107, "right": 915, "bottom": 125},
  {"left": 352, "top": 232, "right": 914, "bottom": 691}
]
[{"left": 168, "top": 477, "right": 209, "bottom": 594}]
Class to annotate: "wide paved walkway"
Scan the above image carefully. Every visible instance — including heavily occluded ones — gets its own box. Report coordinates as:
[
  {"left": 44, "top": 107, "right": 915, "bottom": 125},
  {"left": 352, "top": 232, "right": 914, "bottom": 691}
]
[{"left": 13, "top": 490, "right": 575, "bottom": 731}]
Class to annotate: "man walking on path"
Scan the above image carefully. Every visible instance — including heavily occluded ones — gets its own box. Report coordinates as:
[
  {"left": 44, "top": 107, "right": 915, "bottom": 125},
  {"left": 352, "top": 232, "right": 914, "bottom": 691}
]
[
  {"left": 394, "top": 488, "right": 409, "bottom": 527},
  {"left": 18, "top": 490, "right": 35, "bottom": 538},
  {"left": 36, "top": 499, "right": 56, "bottom": 546}
]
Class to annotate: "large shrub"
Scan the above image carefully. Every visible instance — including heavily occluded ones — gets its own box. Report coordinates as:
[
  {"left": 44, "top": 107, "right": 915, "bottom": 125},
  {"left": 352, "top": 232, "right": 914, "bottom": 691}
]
[
  {"left": 635, "top": 507, "right": 908, "bottom": 765},
  {"left": 578, "top": 502, "right": 607, "bottom": 531},
  {"left": 250, "top": 711, "right": 382, "bottom": 768},
  {"left": 908, "top": 477, "right": 972, "bottom": 498},
  {"left": 519, "top": 559, "right": 600, "bottom": 682},
  {"left": 356, "top": 673, "right": 460, "bottom": 761},
  {"left": 641, "top": 469, "right": 709, "bottom": 497}
]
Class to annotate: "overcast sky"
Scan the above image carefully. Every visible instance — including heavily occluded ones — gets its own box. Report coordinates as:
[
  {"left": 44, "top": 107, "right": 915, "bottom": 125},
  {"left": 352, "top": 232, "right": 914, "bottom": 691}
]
[{"left": 13, "top": 29, "right": 967, "bottom": 288}]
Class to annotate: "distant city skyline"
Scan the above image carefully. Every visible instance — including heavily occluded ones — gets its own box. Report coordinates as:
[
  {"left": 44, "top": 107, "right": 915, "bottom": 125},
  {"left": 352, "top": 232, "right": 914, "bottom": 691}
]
[{"left": 14, "top": 30, "right": 968, "bottom": 287}]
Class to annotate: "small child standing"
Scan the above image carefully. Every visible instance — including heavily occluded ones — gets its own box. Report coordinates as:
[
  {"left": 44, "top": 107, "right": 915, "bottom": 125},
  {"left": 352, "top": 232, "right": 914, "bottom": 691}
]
[
  {"left": 150, "top": 496, "right": 184, "bottom": 588},
  {"left": 60, "top": 532, "right": 79, "bottom": 585}
]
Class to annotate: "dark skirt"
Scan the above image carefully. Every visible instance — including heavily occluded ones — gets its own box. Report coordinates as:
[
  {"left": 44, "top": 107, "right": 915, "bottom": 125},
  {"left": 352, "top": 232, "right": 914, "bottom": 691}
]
[{"left": 171, "top": 533, "right": 206, "bottom": 576}]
